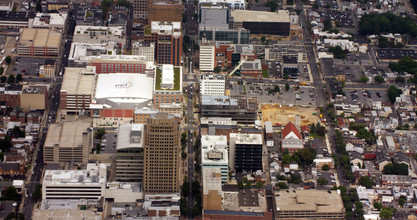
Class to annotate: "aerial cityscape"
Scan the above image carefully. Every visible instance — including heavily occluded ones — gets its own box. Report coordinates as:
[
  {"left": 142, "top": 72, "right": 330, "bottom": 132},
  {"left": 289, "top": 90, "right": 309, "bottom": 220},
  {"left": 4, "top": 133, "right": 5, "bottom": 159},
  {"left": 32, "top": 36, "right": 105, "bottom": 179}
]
[{"left": 0, "top": 0, "right": 415, "bottom": 219}]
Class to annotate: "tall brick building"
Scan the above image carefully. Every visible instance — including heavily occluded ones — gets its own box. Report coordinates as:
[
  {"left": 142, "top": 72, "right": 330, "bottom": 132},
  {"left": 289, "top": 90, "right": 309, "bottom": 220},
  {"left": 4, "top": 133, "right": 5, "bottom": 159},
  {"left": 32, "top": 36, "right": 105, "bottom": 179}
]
[
  {"left": 144, "top": 21, "right": 182, "bottom": 66},
  {"left": 143, "top": 113, "right": 180, "bottom": 193}
]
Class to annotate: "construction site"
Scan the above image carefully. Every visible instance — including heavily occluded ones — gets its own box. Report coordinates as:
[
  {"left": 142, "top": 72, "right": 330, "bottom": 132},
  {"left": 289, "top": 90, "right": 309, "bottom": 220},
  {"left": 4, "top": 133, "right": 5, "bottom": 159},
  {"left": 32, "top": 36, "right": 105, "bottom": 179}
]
[{"left": 261, "top": 104, "right": 321, "bottom": 126}]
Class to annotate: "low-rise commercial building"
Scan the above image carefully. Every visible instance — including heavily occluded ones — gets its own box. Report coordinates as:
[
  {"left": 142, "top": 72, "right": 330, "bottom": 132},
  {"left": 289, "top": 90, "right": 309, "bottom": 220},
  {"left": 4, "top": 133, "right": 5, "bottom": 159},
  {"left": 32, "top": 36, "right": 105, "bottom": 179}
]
[
  {"left": 68, "top": 42, "right": 116, "bottom": 67},
  {"left": 199, "top": 74, "right": 225, "bottom": 96},
  {"left": 198, "top": 0, "right": 245, "bottom": 9},
  {"left": 18, "top": 28, "right": 62, "bottom": 57},
  {"left": 143, "top": 194, "right": 181, "bottom": 217},
  {"left": 43, "top": 117, "right": 92, "bottom": 165},
  {"left": 39, "top": 59, "right": 56, "bottom": 78},
  {"left": 275, "top": 189, "right": 345, "bottom": 219},
  {"left": 42, "top": 163, "right": 106, "bottom": 200},
  {"left": 73, "top": 25, "right": 126, "bottom": 47},
  {"left": 202, "top": 167, "right": 223, "bottom": 211},
  {"left": 60, "top": 66, "right": 96, "bottom": 115},
  {"left": 20, "top": 86, "right": 48, "bottom": 112},
  {"left": 31, "top": 13, "right": 68, "bottom": 32},
  {"left": 0, "top": 11, "right": 36, "bottom": 28},
  {"left": 88, "top": 55, "right": 153, "bottom": 74},
  {"left": 241, "top": 59, "right": 262, "bottom": 78},
  {"left": 202, "top": 135, "right": 228, "bottom": 183}
]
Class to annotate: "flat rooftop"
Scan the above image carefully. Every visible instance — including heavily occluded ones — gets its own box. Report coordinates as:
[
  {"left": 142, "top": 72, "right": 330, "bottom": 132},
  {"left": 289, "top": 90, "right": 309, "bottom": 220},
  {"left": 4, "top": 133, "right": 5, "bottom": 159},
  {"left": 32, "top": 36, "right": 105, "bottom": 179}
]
[
  {"left": 74, "top": 25, "right": 125, "bottom": 36},
  {"left": 44, "top": 117, "right": 92, "bottom": 148},
  {"left": 68, "top": 42, "right": 116, "bottom": 61},
  {"left": 199, "top": 0, "right": 245, "bottom": 5},
  {"left": 43, "top": 163, "right": 106, "bottom": 186},
  {"left": 32, "top": 13, "right": 67, "bottom": 27},
  {"left": 202, "top": 135, "right": 228, "bottom": 165},
  {"left": 150, "top": 21, "right": 181, "bottom": 37},
  {"left": 116, "top": 123, "right": 144, "bottom": 150},
  {"left": 154, "top": 65, "right": 182, "bottom": 92},
  {"left": 61, "top": 67, "right": 96, "bottom": 95},
  {"left": 231, "top": 10, "right": 290, "bottom": 23},
  {"left": 230, "top": 133, "right": 263, "bottom": 145},
  {"left": 275, "top": 189, "right": 345, "bottom": 213},
  {"left": 95, "top": 73, "right": 153, "bottom": 104},
  {"left": 19, "top": 28, "right": 61, "bottom": 48}
]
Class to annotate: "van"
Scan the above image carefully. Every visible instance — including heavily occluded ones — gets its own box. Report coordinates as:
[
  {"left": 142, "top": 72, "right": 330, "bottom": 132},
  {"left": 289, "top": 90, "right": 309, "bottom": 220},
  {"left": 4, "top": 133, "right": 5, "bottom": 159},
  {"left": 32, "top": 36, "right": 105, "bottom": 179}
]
[
  {"left": 11, "top": 48, "right": 15, "bottom": 53},
  {"left": 1, "top": 50, "right": 4, "bottom": 54}
]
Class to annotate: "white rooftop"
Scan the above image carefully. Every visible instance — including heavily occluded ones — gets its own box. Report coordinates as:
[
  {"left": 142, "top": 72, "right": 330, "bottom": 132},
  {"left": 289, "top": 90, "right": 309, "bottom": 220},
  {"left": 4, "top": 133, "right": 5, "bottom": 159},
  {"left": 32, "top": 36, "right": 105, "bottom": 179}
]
[
  {"left": 230, "top": 133, "right": 263, "bottom": 145},
  {"left": 201, "top": 135, "right": 228, "bottom": 165},
  {"left": 95, "top": 73, "right": 154, "bottom": 104},
  {"left": 161, "top": 64, "right": 174, "bottom": 89},
  {"left": 68, "top": 42, "right": 116, "bottom": 61},
  {"left": 43, "top": 163, "right": 106, "bottom": 186},
  {"left": 116, "top": 123, "right": 144, "bottom": 150},
  {"left": 74, "top": 25, "right": 125, "bottom": 36},
  {"left": 199, "top": 0, "right": 245, "bottom": 5},
  {"left": 32, "top": 13, "right": 67, "bottom": 28},
  {"left": 151, "top": 21, "right": 181, "bottom": 37}
]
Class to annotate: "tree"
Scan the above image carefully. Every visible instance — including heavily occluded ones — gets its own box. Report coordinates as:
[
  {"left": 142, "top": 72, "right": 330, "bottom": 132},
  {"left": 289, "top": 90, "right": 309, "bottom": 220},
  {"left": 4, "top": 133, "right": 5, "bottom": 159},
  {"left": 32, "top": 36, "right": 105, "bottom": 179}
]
[
  {"left": 277, "top": 182, "right": 289, "bottom": 189},
  {"left": 265, "top": 0, "right": 278, "bottom": 12},
  {"left": 312, "top": 3, "right": 319, "bottom": 9},
  {"left": 282, "top": 154, "right": 293, "bottom": 165},
  {"left": 359, "top": 76, "right": 369, "bottom": 82},
  {"left": 16, "top": 74, "right": 22, "bottom": 83},
  {"left": 317, "top": 177, "right": 328, "bottom": 185},
  {"left": 356, "top": 128, "right": 375, "bottom": 145},
  {"left": 183, "top": 35, "right": 191, "bottom": 44},
  {"left": 373, "top": 201, "right": 382, "bottom": 210},
  {"left": 11, "top": 126, "right": 25, "bottom": 138},
  {"left": 374, "top": 75, "right": 385, "bottom": 83},
  {"left": 359, "top": 176, "right": 374, "bottom": 188},
  {"left": 181, "top": 152, "right": 187, "bottom": 159},
  {"left": 181, "top": 181, "right": 190, "bottom": 197},
  {"left": 238, "top": 181, "right": 244, "bottom": 189},
  {"left": 5, "top": 56, "right": 11, "bottom": 65},
  {"left": 7, "top": 75, "right": 15, "bottom": 84},
  {"left": 323, "top": 19, "right": 332, "bottom": 31},
  {"left": 261, "top": 36, "right": 266, "bottom": 43},
  {"left": 32, "top": 184, "right": 42, "bottom": 201},
  {"left": 383, "top": 163, "right": 408, "bottom": 175},
  {"left": 388, "top": 85, "right": 402, "bottom": 104},
  {"left": 0, "top": 67, "right": 3, "bottom": 75},
  {"left": 245, "top": 182, "right": 252, "bottom": 189},
  {"left": 328, "top": 46, "right": 347, "bottom": 59},
  {"left": 322, "top": 164, "right": 330, "bottom": 171},
  {"left": 36, "top": 1, "right": 42, "bottom": 12},
  {"left": 5, "top": 186, "right": 18, "bottom": 200},
  {"left": 5, "top": 213, "right": 24, "bottom": 220},
  {"left": 0, "top": 136, "right": 12, "bottom": 151},
  {"left": 380, "top": 207, "right": 393, "bottom": 219},
  {"left": 181, "top": 132, "right": 187, "bottom": 146},
  {"left": 95, "top": 128, "right": 105, "bottom": 139},
  {"left": 293, "top": 148, "right": 317, "bottom": 166},
  {"left": 214, "top": 66, "right": 221, "bottom": 73},
  {"left": 289, "top": 173, "right": 301, "bottom": 184},
  {"left": 285, "top": 83, "right": 290, "bottom": 91},
  {"left": 398, "top": 197, "right": 406, "bottom": 207},
  {"left": 256, "top": 180, "right": 264, "bottom": 189}
]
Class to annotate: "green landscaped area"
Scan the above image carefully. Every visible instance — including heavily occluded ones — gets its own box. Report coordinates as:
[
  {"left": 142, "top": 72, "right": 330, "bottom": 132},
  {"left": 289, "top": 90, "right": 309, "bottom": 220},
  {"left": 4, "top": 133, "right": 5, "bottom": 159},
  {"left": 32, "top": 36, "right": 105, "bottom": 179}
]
[
  {"left": 262, "top": 69, "right": 269, "bottom": 78},
  {"left": 144, "top": 26, "right": 151, "bottom": 35},
  {"left": 155, "top": 67, "right": 181, "bottom": 91}
]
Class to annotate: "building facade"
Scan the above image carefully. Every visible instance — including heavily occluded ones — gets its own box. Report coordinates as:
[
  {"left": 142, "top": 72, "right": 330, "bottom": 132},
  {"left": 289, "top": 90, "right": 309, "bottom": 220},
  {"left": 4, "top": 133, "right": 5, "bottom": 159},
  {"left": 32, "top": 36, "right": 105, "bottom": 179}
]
[
  {"left": 87, "top": 55, "right": 151, "bottom": 74},
  {"left": 199, "top": 41, "right": 216, "bottom": 71},
  {"left": 143, "top": 113, "right": 180, "bottom": 193},
  {"left": 132, "top": 41, "right": 155, "bottom": 62},
  {"left": 199, "top": 74, "right": 225, "bottom": 96},
  {"left": 17, "top": 28, "right": 61, "bottom": 57}
]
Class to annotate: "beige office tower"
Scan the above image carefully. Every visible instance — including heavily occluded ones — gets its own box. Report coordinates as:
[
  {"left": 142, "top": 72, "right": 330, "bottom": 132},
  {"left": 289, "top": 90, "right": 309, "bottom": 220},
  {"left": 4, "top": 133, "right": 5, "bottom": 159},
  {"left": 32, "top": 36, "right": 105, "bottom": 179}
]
[{"left": 143, "top": 113, "right": 180, "bottom": 193}]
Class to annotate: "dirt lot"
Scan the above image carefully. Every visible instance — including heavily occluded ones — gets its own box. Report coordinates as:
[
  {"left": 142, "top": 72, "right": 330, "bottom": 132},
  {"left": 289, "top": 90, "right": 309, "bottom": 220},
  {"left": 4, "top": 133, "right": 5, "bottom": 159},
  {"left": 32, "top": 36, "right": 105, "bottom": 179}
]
[{"left": 261, "top": 104, "right": 320, "bottom": 126}]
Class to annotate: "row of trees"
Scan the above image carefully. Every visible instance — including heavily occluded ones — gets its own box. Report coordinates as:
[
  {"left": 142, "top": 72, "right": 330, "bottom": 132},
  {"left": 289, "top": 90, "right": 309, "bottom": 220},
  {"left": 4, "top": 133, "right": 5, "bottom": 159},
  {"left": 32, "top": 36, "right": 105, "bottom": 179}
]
[
  {"left": 180, "top": 180, "right": 202, "bottom": 217},
  {"left": 334, "top": 186, "right": 365, "bottom": 219},
  {"left": 282, "top": 148, "right": 317, "bottom": 167},
  {"left": 310, "top": 122, "right": 326, "bottom": 137}
]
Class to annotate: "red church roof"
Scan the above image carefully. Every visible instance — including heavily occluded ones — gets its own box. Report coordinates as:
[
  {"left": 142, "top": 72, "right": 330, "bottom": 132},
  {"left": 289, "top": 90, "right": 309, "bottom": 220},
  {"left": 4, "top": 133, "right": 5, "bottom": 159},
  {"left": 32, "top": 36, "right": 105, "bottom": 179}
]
[{"left": 282, "top": 122, "right": 302, "bottom": 139}]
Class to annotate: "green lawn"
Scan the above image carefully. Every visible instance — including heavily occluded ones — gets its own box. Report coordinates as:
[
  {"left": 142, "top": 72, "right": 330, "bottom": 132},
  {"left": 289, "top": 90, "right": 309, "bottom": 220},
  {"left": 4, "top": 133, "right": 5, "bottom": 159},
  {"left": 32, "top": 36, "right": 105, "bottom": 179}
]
[
  {"left": 144, "top": 26, "right": 151, "bottom": 35},
  {"left": 262, "top": 69, "right": 269, "bottom": 78},
  {"left": 155, "top": 67, "right": 181, "bottom": 91}
]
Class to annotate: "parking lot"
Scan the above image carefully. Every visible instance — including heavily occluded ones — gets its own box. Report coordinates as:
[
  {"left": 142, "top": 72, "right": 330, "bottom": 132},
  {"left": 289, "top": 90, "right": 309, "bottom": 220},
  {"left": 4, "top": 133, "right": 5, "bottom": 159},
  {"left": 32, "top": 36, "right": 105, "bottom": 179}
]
[
  {"left": 344, "top": 88, "right": 389, "bottom": 104},
  {"left": 101, "top": 131, "right": 118, "bottom": 154},
  {"left": 278, "top": 86, "right": 317, "bottom": 107},
  {"left": 12, "top": 57, "right": 54, "bottom": 77}
]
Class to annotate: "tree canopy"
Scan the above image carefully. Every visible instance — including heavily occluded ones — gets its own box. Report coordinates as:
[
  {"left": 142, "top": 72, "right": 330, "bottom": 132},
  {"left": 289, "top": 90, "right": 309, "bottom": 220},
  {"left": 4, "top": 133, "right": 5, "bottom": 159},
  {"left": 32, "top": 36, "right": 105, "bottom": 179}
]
[
  {"left": 383, "top": 163, "right": 408, "bottom": 175},
  {"left": 329, "top": 46, "right": 348, "bottom": 59},
  {"left": 359, "top": 13, "right": 417, "bottom": 37},
  {"left": 387, "top": 85, "right": 402, "bottom": 104},
  {"left": 359, "top": 176, "right": 374, "bottom": 188}
]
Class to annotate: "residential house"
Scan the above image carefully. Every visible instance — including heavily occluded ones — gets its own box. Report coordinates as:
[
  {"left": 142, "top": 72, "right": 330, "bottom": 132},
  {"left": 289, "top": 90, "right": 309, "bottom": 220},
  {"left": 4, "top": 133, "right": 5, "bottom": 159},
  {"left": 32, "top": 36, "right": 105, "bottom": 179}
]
[{"left": 281, "top": 121, "right": 303, "bottom": 154}]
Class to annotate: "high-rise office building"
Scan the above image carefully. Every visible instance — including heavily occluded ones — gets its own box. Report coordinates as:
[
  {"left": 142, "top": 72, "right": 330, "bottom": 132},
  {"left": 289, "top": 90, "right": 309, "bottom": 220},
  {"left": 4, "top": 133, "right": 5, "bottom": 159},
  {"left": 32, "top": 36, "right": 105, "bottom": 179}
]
[
  {"left": 143, "top": 113, "right": 180, "bottom": 193},
  {"left": 144, "top": 22, "right": 182, "bottom": 66}
]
